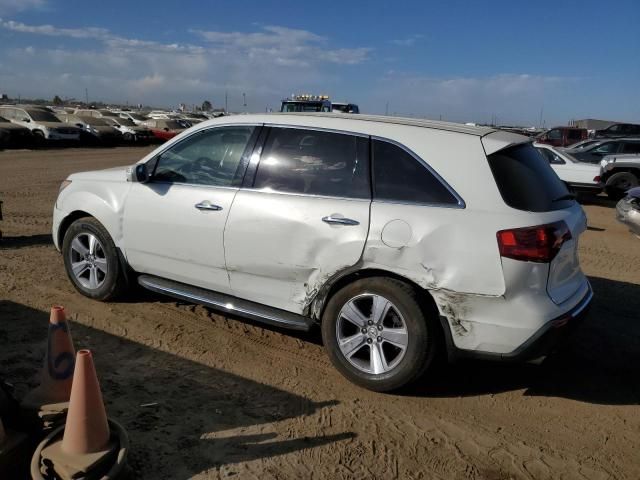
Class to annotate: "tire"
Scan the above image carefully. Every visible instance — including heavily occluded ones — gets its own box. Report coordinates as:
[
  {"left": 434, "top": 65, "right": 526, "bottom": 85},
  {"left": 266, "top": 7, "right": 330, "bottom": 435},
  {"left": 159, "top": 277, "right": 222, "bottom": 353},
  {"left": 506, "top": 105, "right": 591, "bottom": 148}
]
[
  {"left": 321, "top": 277, "right": 437, "bottom": 392},
  {"left": 123, "top": 132, "right": 134, "bottom": 142},
  {"left": 62, "top": 217, "right": 128, "bottom": 301},
  {"left": 606, "top": 171, "right": 639, "bottom": 200},
  {"left": 33, "top": 130, "right": 45, "bottom": 146}
]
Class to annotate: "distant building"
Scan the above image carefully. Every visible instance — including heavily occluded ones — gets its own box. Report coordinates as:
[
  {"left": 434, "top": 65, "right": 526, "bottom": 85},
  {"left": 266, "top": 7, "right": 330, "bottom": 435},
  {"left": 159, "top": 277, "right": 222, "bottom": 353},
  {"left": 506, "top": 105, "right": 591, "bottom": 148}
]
[{"left": 570, "top": 118, "right": 619, "bottom": 130}]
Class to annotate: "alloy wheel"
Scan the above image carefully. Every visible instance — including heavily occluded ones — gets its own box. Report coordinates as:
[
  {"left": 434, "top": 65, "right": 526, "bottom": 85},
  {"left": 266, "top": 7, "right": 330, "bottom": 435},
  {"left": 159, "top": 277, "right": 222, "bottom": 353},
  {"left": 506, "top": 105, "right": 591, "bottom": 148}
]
[
  {"left": 68, "top": 232, "right": 108, "bottom": 290},
  {"left": 336, "top": 293, "right": 408, "bottom": 374}
]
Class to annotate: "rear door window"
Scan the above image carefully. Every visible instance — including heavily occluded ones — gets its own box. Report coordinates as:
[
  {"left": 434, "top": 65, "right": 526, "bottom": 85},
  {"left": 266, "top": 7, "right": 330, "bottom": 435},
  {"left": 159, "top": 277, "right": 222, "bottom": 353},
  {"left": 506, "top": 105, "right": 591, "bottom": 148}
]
[
  {"left": 488, "top": 143, "right": 573, "bottom": 212},
  {"left": 253, "top": 127, "right": 370, "bottom": 199},
  {"left": 622, "top": 142, "right": 640, "bottom": 154},
  {"left": 592, "top": 142, "right": 619, "bottom": 155},
  {"left": 372, "top": 139, "right": 459, "bottom": 205}
]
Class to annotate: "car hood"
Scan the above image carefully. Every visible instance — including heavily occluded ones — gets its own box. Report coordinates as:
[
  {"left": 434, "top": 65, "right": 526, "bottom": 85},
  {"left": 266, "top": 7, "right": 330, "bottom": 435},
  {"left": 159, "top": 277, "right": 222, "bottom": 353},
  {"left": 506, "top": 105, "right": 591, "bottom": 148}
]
[{"left": 68, "top": 166, "right": 129, "bottom": 182}]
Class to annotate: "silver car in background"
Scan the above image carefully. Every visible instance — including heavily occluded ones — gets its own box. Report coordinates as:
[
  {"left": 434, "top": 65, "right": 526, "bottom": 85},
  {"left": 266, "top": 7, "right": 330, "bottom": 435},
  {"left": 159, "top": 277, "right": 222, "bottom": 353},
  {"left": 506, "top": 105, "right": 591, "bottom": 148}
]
[{"left": 616, "top": 187, "right": 640, "bottom": 237}]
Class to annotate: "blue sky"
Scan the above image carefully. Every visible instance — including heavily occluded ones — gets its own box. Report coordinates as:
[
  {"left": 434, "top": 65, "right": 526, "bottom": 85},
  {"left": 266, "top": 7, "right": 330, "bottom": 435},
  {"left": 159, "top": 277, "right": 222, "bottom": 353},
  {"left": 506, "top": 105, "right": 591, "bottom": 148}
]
[{"left": 0, "top": 0, "right": 638, "bottom": 125}]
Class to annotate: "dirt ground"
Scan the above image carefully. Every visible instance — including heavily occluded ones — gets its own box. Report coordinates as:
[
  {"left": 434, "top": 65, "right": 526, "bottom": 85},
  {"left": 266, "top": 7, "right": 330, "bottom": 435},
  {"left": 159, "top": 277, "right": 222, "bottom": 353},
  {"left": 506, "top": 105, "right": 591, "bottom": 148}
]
[{"left": 0, "top": 147, "right": 638, "bottom": 480}]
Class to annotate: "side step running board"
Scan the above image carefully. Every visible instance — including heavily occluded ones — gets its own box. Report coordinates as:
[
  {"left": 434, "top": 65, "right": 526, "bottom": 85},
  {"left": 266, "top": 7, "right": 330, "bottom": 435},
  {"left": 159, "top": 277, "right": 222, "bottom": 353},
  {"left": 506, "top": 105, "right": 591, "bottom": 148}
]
[{"left": 138, "top": 274, "right": 314, "bottom": 331}]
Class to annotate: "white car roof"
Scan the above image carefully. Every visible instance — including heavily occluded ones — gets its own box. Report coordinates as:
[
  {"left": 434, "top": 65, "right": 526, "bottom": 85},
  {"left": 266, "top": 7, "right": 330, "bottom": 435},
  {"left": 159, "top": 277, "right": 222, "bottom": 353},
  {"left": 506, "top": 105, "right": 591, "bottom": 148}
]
[{"left": 191, "top": 112, "right": 530, "bottom": 155}]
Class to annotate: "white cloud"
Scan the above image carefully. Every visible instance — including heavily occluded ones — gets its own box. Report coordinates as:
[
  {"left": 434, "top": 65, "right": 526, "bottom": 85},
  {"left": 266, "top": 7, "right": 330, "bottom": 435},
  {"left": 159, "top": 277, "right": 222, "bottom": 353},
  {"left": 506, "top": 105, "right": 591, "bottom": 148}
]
[
  {"left": 371, "top": 73, "right": 572, "bottom": 125},
  {"left": 192, "top": 25, "right": 371, "bottom": 65},
  {"left": 0, "top": 18, "right": 108, "bottom": 38},
  {"left": 391, "top": 34, "right": 423, "bottom": 47},
  {"left": 0, "top": 0, "right": 45, "bottom": 15},
  {"left": 0, "top": 20, "right": 370, "bottom": 109}
]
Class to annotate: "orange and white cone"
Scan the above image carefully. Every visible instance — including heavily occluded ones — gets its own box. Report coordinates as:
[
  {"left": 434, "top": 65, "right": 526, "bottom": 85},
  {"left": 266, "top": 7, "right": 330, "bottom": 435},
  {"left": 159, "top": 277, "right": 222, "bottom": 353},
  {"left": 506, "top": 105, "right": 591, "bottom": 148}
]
[
  {"left": 40, "top": 350, "right": 117, "bottom": 479},
  {"left": 22, "top": 306, "right": 76, "bottom": 412}
]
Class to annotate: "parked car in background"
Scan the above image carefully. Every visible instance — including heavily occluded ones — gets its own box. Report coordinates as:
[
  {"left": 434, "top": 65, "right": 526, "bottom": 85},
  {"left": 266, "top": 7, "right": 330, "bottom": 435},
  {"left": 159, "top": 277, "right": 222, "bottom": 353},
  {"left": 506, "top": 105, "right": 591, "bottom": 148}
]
[
  {"left": 534, "top": 143, "right": 601, "bottom": 194},
  {"left": 564, "top": 138, "right": 640, "bottom": 164},
  {"left": 564, "top": 139, "right": 601, "bottom": 150},
  {"left": 144, "top": 119, "right": 185, "bottom": 141},
  {"left": 59, "top": 114, "right": 122, "bottom": 145},
  {"left": 593, "top": 123, "right": 640, "bottom": 139},
  {"left": 118, "top": 112, "right": 149, "bottom": 125},
  {"left": 0, "top": 106, "right": 81, "bottom": 143},
  {"left": 536, "top": 127, "right": 588, "bottom": 147},
  {"left": 616, "top": 187, "right": 640, "bottom": 237},
  {"left": 599, "top": 153, "right": 640, "bottom": 199},
  {"left": 331, "top": 102, "right": 360, "bottom": 114},
  {"left": 103, "top": 117, "right": 154, "bottom": 143},
  {"left": 52, "top": 113, "right": 591, "bottom": 392},
  {"left": 0, "top": 115, "right": 33, "bottom": 149}
]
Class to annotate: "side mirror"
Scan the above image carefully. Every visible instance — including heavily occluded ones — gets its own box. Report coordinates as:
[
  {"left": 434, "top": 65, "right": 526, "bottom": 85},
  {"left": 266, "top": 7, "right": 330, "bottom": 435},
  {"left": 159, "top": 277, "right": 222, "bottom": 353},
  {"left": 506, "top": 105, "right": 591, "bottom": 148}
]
[
  {"left": 23, "top": 118, "right": 31, "bottom": 123},
  {"left": 163, "top": 127, "right": 170, "bottom": 132},
  {"left": 131, "top": 163, "right": 150, "bottom": 183}
]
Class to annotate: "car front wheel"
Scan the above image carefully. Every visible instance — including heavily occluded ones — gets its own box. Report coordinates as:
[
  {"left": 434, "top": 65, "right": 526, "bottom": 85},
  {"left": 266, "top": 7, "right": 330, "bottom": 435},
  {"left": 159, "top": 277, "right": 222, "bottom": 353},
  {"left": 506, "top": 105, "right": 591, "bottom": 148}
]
[
  {"left": 322, "top": 277, "right": 436, "bottom": 392},
  {"left": 62, "top": 217, "right": 128, "bottom": 301},
  {"left": 606, "top": 171, "right": 639, "bottom": 200}
]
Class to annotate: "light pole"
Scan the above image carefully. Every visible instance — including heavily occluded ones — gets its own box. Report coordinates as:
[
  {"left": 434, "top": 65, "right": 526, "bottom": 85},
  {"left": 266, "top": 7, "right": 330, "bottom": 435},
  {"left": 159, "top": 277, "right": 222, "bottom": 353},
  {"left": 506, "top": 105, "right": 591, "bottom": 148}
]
[{"left": 242, "top": 92, "right": 247, "bottom": 112}]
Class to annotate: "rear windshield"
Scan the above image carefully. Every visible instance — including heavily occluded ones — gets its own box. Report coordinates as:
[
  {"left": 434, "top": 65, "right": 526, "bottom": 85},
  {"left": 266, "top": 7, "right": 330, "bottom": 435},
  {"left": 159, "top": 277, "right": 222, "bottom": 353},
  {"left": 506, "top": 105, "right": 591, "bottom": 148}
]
[{"left": 487, "top": 143, "right": 574, "bottom": 212}]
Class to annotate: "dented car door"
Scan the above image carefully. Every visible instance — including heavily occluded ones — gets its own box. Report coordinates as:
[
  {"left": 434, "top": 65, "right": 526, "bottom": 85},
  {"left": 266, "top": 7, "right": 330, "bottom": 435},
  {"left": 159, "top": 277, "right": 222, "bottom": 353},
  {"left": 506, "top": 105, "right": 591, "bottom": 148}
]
[{"left": 224, "top": 126, "right": 371, "bottom": 314}]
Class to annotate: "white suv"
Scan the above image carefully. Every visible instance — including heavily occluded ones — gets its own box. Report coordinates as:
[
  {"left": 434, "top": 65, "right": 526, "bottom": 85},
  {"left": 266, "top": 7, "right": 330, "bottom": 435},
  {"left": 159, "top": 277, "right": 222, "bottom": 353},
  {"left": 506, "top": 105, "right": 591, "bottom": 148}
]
[{"left": 52, "top": 113, "right": 592, "bottom": 391}]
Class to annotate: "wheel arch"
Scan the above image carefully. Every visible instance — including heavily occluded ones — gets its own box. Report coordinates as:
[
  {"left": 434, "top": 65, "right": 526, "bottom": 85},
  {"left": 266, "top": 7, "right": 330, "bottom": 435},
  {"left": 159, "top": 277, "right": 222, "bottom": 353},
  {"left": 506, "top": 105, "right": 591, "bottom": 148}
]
[
  {"left": 309, "top": 268, "right": 447, "bottom": 350},
  {"left": 57, "top": 210, "right": 94, "bottom": 247}
]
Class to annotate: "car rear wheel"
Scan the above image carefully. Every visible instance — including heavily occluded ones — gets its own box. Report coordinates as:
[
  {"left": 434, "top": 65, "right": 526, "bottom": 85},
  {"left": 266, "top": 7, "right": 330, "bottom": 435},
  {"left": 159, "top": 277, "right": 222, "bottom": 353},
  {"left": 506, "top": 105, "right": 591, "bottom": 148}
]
[
  {"left": 62, "top": 217, "right": 128, "bottom": 301},
  {"left": 606, "top": 171, "right": 639, "bottom": 200},
  {"left": 322, "top": 277, "right": 436, "bottom": 392}
]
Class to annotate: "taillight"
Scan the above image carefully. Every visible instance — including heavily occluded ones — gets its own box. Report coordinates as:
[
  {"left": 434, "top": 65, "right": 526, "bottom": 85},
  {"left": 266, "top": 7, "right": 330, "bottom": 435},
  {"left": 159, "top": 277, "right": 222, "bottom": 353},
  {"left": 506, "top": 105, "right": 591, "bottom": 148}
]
[
  {"left": 593, "top": 176, "right": 601, "bottom": 183},
  {"left": 497, "top": 221, "right": 572, "bottom": 263}
]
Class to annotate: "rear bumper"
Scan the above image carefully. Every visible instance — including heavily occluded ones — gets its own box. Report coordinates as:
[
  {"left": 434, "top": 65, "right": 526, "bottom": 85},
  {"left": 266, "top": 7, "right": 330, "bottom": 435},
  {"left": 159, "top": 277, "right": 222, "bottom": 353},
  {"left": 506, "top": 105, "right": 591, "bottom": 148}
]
[{"left": 442, "top": 283, "right": 593, "bottom": 362}]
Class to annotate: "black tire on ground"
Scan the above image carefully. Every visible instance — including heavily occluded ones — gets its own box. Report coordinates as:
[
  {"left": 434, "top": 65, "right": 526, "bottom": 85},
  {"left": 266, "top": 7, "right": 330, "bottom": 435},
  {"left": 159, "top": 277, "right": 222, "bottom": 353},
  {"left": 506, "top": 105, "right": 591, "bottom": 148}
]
[
  {"left": 32, "top": 130, "right": 45, "bottom": 146},
  {"left": 123, "top": 132, "right": 134, "bottom": 142},
  {"left": 321, "top": 277, "right": 437, "bottom": 392},
  {"left": 62, "top": 217, "right": 129, "bottom": 301},
  {"left": 605, "top": 171, "right": 639, "bottom": 200}
]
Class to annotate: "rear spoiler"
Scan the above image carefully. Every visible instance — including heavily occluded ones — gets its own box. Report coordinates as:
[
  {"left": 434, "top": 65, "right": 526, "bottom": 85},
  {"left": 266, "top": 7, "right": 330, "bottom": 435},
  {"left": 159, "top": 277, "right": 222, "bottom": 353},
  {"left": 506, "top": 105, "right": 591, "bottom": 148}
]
[{"left": 481, "top": 130, "right": 532, "bottom": 156}]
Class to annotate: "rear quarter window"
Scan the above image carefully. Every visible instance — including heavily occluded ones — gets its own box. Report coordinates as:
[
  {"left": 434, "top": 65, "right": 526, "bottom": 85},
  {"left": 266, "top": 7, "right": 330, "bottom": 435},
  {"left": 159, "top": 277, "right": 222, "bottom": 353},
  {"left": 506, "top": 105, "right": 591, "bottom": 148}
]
[{"left": 488, "top": 143, "right": 573, "bottom": 212}]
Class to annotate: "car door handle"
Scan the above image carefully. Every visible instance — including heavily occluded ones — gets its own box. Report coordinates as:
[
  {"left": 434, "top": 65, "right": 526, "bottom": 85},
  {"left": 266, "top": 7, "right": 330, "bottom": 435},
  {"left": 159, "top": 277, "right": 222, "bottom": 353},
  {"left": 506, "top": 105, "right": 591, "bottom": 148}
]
[
  {"left": 322, "top": 215, "right": 360, "bottom": 226},
  {"left": 195, "top": 201, "right": 223, "bottom": 211}
]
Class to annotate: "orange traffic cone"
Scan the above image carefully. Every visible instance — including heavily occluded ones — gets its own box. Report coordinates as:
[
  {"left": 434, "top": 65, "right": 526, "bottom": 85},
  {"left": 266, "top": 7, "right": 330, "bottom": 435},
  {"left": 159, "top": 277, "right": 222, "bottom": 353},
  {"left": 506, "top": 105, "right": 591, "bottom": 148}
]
[
  {"left": 40, "top": 350, "right": 117, "bottom": 479},
  {"left": 62, "top": 349, "right": 110, "bottom": 454},
  {"left": 22, "top": 306, "right": 76, "bottom": 412}
]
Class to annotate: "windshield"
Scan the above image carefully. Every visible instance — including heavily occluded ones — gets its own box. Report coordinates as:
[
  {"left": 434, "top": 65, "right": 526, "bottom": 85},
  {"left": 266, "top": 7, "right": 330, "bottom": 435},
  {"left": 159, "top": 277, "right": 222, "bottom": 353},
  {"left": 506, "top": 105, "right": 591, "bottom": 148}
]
[
  {"left": 27, "top": 110, "right": 61, "bottom": 122},
  {"left": 332, "top": 104, "right": 349, "bottom": 112},
  {"left": 0, "top": 116, "right": 9, "bottom": 123}
]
